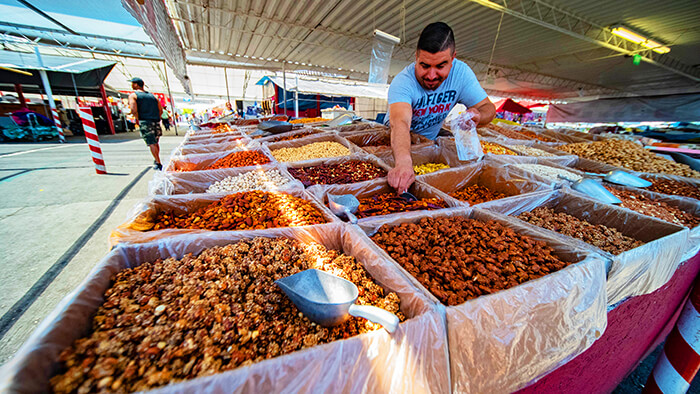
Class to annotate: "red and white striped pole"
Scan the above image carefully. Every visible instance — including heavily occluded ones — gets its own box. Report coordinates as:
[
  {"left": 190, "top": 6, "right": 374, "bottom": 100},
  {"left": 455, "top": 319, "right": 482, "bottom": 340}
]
[
  {"left": 644, "top": 278, "right": 700, "bottom": 393},
  {"left": 77, "top": 107, "right": 107, "bottom": 174},
  {"left": 51, "top": 107, "right": 65, "bottom": 143}
]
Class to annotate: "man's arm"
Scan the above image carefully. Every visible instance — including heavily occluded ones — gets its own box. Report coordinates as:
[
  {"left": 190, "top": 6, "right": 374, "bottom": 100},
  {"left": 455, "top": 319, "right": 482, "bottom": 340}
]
[
  {"left": 158, "top": 100, "right": 163, "bottom": 118},
  {"left": 128, "top": 93, "right": 139, "bottom": 123},
  {"left": 466, "top": 97, "right": 496, "bottom": 126},
  {"left": 388, "top": 102, "right": 415, "bottom": 193}
]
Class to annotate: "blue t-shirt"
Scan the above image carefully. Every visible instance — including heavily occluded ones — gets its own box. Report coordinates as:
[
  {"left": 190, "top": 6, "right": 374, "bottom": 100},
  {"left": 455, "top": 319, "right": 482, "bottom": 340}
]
[{"left": 385, "top": 59, "right": 487, "bottom": 140}]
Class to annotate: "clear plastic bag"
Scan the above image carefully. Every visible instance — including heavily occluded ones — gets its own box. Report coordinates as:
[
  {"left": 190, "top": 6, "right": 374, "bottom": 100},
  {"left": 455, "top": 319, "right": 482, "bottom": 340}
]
[
  {"left": 0, "top": 225, "right": 450, "bottom": 393},
  {"left": 449, "top": 112, "right": 483, "bottom": 161}
]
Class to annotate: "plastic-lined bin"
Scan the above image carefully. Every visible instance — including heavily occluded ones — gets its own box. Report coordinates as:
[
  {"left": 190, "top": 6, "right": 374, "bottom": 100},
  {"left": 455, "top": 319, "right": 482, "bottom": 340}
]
[
  {"left": 110, "top": 189, "right": 339, "bottom": 246},
  {"left": 482, "top": 189, "right": 689, "bottom": 306},
  {"left": 354, "top": 207, "right": 607, "bottom": 393},
  {"left": 374, "top": 144, "right": 453, "bottom": 172},
  {"left": 637, "top": 173, "right": 700, "bottom": 200},
  {"left": 266, "top": 133, "right": 357, "bottom": 164},
  {"left": 307, "top": 179, "right": 462, "bottom": 223},
  {"left": 258, "top": 127, "right": 328, "bottom": 143},
  {"left": 1, "top": 225, "right": 449, "bottom": 393},
  {"left": 175, "top": 136, "right": 253, "bottom": 156},
  {"left": 149, "top": 164, "right": 303, "bottom": 196},
  {"left": 165, "top": 147, "right": 275, "bottom": 173},
  {"left": 561, "top": 156, "right": 632, "bottom": 175},
  {"left": 285, "top": 154, "right": 391, "bottom": 188},
  {"left": 343, "top": 129, "right": 433, "bottom": 155},
  {"left": 417, "top": 158, "right": 553, "bottom": 207}
]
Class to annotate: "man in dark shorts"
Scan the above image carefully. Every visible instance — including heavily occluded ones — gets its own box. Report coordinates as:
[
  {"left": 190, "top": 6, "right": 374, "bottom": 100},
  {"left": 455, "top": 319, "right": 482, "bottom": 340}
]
[{"left": 128, "top": 77, "right": 163, "bottom": 170}]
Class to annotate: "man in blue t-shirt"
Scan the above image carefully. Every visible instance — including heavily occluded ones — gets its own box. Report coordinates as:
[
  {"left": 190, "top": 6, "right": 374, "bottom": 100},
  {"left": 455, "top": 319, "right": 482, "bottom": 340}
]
[{"left": 386, "top": 22, "right": 496, "bottom": 193}]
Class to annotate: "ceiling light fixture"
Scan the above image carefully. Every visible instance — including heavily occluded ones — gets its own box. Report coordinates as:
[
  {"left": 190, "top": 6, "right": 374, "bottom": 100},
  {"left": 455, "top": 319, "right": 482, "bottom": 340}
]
[{"left": 610, "top": 25, "right": 670, "bottom": 54}]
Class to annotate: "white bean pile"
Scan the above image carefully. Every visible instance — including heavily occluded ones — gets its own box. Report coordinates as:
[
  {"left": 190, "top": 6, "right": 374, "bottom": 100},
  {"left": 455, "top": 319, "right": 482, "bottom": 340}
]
[
  {"left": 508, "top": 145, "right": 556, "bottom": 157},
  {"left": 514, "top": 164, "right": 582, "bottom": 182},
  {"left": 206, "top": 169, "right": 291, "bottom": 193}
]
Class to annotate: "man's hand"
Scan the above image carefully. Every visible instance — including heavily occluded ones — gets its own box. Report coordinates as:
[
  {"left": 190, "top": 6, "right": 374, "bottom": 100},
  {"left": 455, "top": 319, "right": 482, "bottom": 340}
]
[
  {"left": 388, "top": 162, "right": 415, "bottom": 193},
  {"left": 466, "top": 107, "right": 481, "bottom": 125}
]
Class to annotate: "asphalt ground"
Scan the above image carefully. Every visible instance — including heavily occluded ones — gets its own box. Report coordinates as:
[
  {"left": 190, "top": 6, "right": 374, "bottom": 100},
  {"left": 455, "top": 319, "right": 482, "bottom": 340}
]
[{"left": 0, "top": 127, "right": 182, "bottom": 364}]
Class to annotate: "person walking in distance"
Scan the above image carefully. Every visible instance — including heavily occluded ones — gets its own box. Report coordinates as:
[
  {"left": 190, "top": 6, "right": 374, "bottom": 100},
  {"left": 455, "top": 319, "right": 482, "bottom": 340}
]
[{"left": 128, "top": 77, "right": 163, "bottom": 170}]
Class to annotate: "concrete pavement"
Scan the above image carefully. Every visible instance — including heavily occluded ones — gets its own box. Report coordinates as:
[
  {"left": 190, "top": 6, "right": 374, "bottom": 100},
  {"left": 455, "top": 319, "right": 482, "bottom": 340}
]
[{"left": 0, "top": 128, "right": 183, "bottom": 364}]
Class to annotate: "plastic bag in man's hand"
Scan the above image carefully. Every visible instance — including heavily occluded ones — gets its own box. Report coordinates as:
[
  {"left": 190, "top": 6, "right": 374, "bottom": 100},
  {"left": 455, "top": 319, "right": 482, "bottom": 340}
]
[{"left": 450, "top": 112, "right": 483, "bottom": 161}]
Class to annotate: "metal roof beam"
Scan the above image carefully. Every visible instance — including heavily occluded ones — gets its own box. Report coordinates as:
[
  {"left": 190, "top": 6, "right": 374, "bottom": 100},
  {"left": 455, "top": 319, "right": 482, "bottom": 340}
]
[{"left": 468, "top": 0, "right": 700, "bottom": 82}]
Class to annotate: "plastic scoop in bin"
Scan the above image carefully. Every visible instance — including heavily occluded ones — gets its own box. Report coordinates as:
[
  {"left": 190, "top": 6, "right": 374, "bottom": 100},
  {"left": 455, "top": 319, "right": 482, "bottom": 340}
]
[{"left": 276, "top": 269, "right": 399, "bottom": 333}]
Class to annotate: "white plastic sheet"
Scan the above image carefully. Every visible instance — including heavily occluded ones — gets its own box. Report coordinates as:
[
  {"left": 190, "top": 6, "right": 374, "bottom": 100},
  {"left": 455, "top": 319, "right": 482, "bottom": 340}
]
[
  {"left": 0, "top": 225, "right": 450, "bottom": 393},
  {"left": 450, "top": 112, "right": 483, "bottom": 161},
  {"left": 354, "top": 207, "right": 607, "bottom": 393}
]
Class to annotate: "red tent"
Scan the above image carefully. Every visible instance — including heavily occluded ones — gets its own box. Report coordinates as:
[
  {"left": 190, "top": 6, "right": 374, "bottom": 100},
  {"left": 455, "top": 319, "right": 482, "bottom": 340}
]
[{"left": 494, "top": 98, "right": 532, "bottom": 114}]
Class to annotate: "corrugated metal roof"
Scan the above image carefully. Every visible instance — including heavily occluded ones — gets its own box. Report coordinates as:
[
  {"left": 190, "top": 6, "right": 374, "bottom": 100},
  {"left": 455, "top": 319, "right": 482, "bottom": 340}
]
[{"left": 164, "top": 0, "right": 700, "bottom": 99}]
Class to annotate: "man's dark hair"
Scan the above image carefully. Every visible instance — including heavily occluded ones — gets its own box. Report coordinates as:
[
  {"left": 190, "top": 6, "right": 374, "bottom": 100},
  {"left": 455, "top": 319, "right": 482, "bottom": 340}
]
[{"left": 417, "top": 22, "right": 455, "bottom": 53}]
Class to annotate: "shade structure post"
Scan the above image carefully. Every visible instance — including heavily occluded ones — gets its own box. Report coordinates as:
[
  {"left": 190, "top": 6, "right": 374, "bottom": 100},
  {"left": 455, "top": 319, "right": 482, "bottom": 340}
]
[
  {"left": 99, "top": 84, "right": 116, "bottom": 135},
  {"left": 78, "top": 107, "right": 107, "bottom": 174}
]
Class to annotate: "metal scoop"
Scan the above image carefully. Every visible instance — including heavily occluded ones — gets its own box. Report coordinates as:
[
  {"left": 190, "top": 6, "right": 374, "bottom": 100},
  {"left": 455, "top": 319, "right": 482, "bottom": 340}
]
[
  {"left": 584, "top": 170, "right": 652, "bottom": 188},
  {"left": 258, "top": 120, "right": 300, "bottom": 134},
  {"left": 328, "top": 193, "right": 359, "bottom": 224},
  {"left": 399, "top": 191, "right": 418, "bottom": 202},
  {"left": 559, "top": 175, "right": 622, "bottom": 204},
  {"left": 275, "top": 269, "right": 399, "bottom": 333}
]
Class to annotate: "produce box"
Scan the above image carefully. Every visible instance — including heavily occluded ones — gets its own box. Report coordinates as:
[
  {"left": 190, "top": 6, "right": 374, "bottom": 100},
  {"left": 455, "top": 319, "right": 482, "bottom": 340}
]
[
  {"left": 637, "top": 173, "right": 700, "bottom": 200},
  {"left": 174, "top": 137, "right": 253, "bottom": 156},
  {"left": 110, "top": 189, "right": 338, "bottom": 246},
  {"left": 417, "top": 158, "right": 553, "bottom": 207},
  {"left": 332, "top": 123, "right": 386, "bottom": 134},
  {"left": 343, "top": 129, "right": 433, "bottom": 155},
  {"left": 257, "top": 127, "right": 328, "bottom": 143},
  {"left": 148, "top": 164, "right": 302, "bottom": 196},
  {"left": 0, "top": 225, "right": 449, "bottom": 393},
  {"left": 504, "top": 141, "right": 576, "bottom": 159},
  {"left": 560, "top": 157, "right": 631, "bottom": 175},
  {"left": 436, "top": 137, "right": 526, "bottom": 165},
  {"left": 481, "top": 189, "right": 689, "bottom": 306},
  {"left": 307, "top": 179, "right": 462, "bottom": 223},
  {"left": 165, "top": 148, "right": 275, "bottom": 173},
  {"left": 183, "top": 131, "right": 242, "bottom": 143},
  {"left": 355, "top": 207, "right": 607, "bottom": 393},
  {"left": 539, "top": 129, "right": 590, "bottom": 144},
  {"left": 374, "top": 144, "right": 453, "bottom": 172},
  {"left": 553, "top": 127, "right": 608, "bottom": 142},
  {"left": 266, "top": 133, "right": 357, "bottom": 164},
  {"left": 285, "top": 154, "right": 391, "bottom": 188},
  {"left": 488, "top": 156, "right": 582, "bottom": 186}
]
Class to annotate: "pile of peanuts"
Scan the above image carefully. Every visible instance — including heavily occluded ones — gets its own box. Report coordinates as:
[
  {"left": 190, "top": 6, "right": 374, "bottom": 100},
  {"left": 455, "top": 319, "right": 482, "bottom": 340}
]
[
  {"left": 371, "top": 216, "right": 571, "bottom": 305},
  {"left": 152, "top": 191, "right": 326, "bottom": 231},
  {"left": 559, "top": 139, "right": 700, "bottom": 178},
  {"left": 450, "top": 184, "right": 509, "bottom": 204},
  {"left": 514, "top": 164, "right": 582, "bottom": 182},
  {"left": 206, "top": 169, "right": 291, "bottom": 194},
  {"left": 352, "top": 193, "right": 448, "bottom": 219},
  {"left": 481, "top": 141, "right": 517, "bottom": 155},
  {"left": 288, "top": 160, "right": 387, "bottom": 186},
  {"left": 604, "top": 186, "right": 700, "bottom": 228},
  {"left": 205, "top": 150, "right": 271, "bottom": 170},
  {"left": 414, "top": 162, "right": 450, "bottom": 175},
  {"left": 508, "top": 145, "right": 555, "bottom": 157},
  {"left": 50, "top": 238, "right": 403, "bottom": 393},
  {"left": 271, "top": 141, "right": 350, "bottom": 162},
  {"left": 517, "top": 206, "right": 645, "bottom": 255},
  {"left": 642, "top": 177, "right": 700, "bottom": 200}
]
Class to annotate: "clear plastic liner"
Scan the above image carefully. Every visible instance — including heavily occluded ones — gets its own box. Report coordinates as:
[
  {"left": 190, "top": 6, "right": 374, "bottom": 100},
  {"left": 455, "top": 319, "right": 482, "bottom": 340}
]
[
  {"left": 505, "top": 141, "right": 578, "bottom": 159},
  {"left": 479, "top": 189, "right": 689, "bottom": 306},
  {"left": 540, "top": 129, "right": 591, "bottom": 144},
  {"left": 354, "top": 207, "right": 607, "bottom": 393},
  {"left": 0, "top": 225, "right": 450, "bottom": 393},
  {"left": 257, "top": 127, "right": 328, "bottom": 144},
  {"left": 635, "top": 172, "right": 700, "bottom": 188},
  {"left": 183, "top": 131, "right": 243, "bottom": 143},
  {"left": 374, "top": 144, "right": 453, "bottom": 171},
  {"left": 265, "top": 133, "right": 360, "bottom": 164},
  {"left": 416, "top": 157, "right": 554, "bottom": 206},
  {"left": 554, "top": 127, "right": 609, "bottom": 142},
  {"left": 110, "top": 189, "right": 339, "bottom": 246},
  {"left": 343, "top": 129, "right": 433, "bottom": 155},
  {"left": 148, "top": 163, "right": 303, "bottom": 196},
  {"left": 284, "top": 153, "right": 393, "bottom": 188},
  {"left": 486, "top": 155, "right": 581, "bottom": 185},
  {"left": 174, "top": 137, "right": 255, "bottom": 156},
  {"left": 333, "top": 123, "right": 386, "bottom": 134},
  {"left": 559, "top": 156, "right": 632, "bottom": 174},
  {"left": 306, "top": 178, "right": 463, "bottom": 223}
]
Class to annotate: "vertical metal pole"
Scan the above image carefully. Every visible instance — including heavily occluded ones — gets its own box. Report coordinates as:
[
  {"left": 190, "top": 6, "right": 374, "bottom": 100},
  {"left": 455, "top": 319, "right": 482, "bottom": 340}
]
[
  {"left": 224, "top": 67, "right": 230, "bottom": 104},
  {"left": 34, "top": 47, "right": 64, "bottom": 142},
  {"left": 294, "top": 76, "right": 299, "bottom": 118},
  {"left": 282, "top": 63, "right": 287, "bottom": 116},
  {"left": 162, "top": 61, "right": 178, "bottom": 136},
  {"left": 14, "top": 84, "right": 27, "bottom": 108},
  {"left": 99, "top": 84, "right": 116, "bottom": 135}
]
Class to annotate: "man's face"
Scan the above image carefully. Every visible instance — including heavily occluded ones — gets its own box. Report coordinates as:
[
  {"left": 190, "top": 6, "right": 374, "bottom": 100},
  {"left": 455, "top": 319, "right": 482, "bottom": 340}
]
[
  {"left": 131, "top": 82, "right": 139, "bottom": 90},
  {"left": 415, "top": 48, "right": 455, "bottom": 91}
]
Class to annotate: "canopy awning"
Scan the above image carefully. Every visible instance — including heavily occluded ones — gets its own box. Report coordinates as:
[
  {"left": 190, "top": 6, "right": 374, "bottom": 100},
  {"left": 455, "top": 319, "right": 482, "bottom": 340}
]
[
  {"left": 547, "top": 93, "right": 700, "bottom": 122},
  {"left": 0, "top": 50, "right": 116, "bottom": 97},
  {"left": 495, "top": 98, "right": 532, "bottom": 114},
  {"left": 257, "top": 75, "right": 388, "bottom": 100}
]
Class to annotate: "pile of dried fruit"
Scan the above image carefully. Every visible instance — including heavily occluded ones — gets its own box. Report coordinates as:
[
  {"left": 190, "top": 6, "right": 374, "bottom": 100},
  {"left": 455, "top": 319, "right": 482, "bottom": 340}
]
[
  {"left": 211, "top": 124, "right": 234, "bottom": 134},
  {"left": 271, "top": 141, "right": 350, "bottom": 162},
  {"left": 50, "top": 238, "right": 403, "bottom": 393},
  {"left": 481, "top": 141, "right": 517, "bottom": 155},
  {"left": 517, "top": 206, "right": 645, "bottom": 254},
  {"left": 205, "top": 150, "right": 271, "bottom": 170},
  {"left": 450, "top": 184, "right": 509, "bottom": 204},
  {"left": 559, "top": 140, "right": 700, "bottom": 178},
  {"left": 288, "top": 160, "right": 387, "bottom": 186},
  {"left": 371, "top": 216, "right": 570, "bottom": 305},
  {"left": 289, "top": 117, "right": 325, "bottom": 124},
  {"left": 604, "top": 187, "right": 700, "bottom": 228},
  {"left": 269, "top": 131, "right": 315, "bottom": 142},
  {"left": 206, "top": 170, "right": 291, "bottom": 194},
  {"left": 352, "top": 193, "right": 448, "bottom": 219},
  {"left": 642, "top": 177, "right": 700, "bottom": 200},
  {"left": 151, "top": 191, "right": 326, "bottom": 231},
  {"left": 414, "top": 162, "right": 450, "bottom": 175}
]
